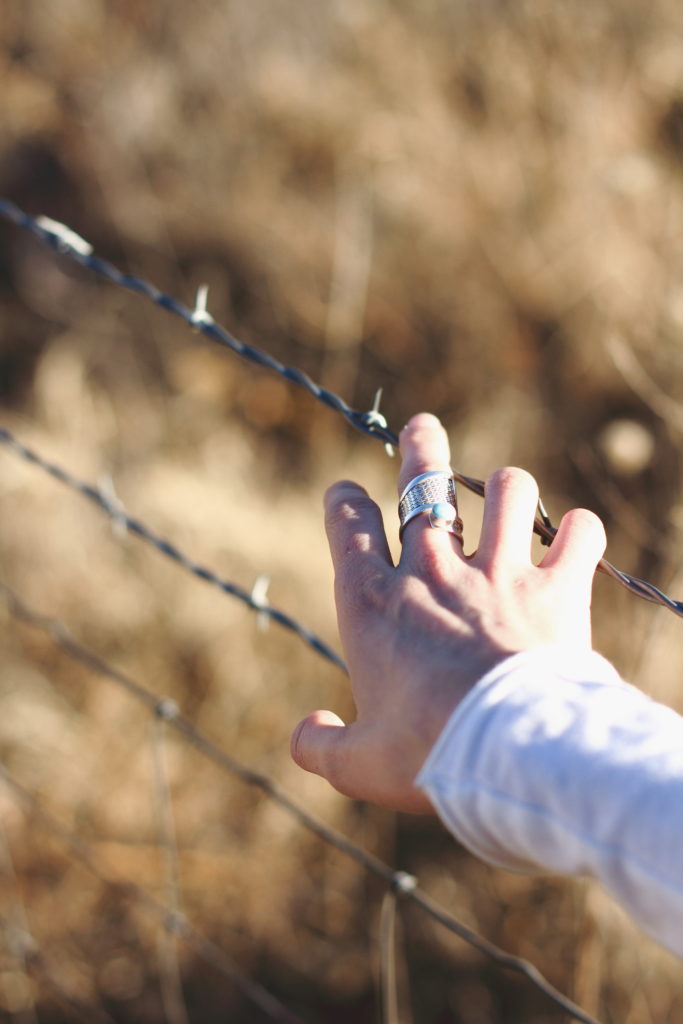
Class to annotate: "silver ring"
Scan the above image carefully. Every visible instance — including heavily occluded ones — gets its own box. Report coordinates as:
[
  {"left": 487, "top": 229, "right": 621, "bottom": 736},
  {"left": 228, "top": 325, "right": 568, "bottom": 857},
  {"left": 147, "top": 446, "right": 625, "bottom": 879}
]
[{"left": 398, "top": 471, "right": 463, "bottom": 541}]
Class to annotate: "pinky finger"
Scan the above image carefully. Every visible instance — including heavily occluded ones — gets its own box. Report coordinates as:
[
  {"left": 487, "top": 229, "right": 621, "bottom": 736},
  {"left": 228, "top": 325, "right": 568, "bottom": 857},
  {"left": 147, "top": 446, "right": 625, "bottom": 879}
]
[{"left": 540, "top": 507, "right": 606, "bottom": 577}]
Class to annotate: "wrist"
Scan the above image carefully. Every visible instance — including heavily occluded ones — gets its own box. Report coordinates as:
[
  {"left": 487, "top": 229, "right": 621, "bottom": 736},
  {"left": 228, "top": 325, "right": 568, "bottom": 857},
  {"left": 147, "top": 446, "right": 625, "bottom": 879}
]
[{"left": 421, "top": 645, "right": 617, "bottom": 765}]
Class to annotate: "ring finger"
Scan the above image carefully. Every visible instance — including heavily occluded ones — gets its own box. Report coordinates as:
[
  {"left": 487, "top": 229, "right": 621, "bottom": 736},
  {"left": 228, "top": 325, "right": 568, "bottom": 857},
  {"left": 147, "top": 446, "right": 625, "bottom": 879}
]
[{"left": 397, "top": 413, "right": 466, "bottom": 569}]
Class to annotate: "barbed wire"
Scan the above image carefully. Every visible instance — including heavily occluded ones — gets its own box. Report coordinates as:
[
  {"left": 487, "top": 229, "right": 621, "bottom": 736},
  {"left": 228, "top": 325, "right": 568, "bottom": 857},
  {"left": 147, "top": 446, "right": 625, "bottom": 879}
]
[
  {"left": 0, "top": 198, "right": 394, "bottom": 447},
  {"left": 457, "top": 473, "right": 683, "bottom": 617},
  {"left": 1, "top": 197, "right": 681, "bottom": 619},
  {"left": 0, "top": 426, "right": 346, "bottom": 673},
  {"left": 1, "top": 581, "right": 603, "bottom": 1024},
  {"left": 0, "top": 194, "right": 671, "bottom": 1021}
]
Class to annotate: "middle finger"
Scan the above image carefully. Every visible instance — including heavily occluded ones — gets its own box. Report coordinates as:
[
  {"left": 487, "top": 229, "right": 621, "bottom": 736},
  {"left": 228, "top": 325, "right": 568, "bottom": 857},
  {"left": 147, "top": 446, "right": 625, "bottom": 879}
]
[{"left": 474, "top": 466, "right": 539, "bottom": 570}]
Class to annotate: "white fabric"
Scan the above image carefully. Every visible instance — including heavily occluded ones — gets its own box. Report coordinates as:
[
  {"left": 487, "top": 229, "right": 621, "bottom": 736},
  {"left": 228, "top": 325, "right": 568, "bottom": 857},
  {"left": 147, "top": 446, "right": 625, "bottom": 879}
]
[{"left": 416, "top": 647, "right": 683, "bottom": 956}]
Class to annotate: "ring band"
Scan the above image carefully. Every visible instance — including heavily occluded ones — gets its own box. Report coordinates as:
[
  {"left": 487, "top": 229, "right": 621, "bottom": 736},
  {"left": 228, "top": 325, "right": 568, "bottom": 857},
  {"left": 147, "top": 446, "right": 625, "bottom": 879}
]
[{"left": 398, "top": 471, "right": 463, "bottom": 541}]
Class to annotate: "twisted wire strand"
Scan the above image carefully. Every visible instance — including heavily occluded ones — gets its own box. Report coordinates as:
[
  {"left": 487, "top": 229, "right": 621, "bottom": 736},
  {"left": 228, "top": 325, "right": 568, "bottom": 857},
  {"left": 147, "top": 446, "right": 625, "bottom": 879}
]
[
  {"left": 453, "top": 472, "right": 683, "bottom": 616},
  {"left": 0, "top": 426, "right": 346, "bottom": 673},
  {"left": 0, "top": 197, "right": 394, "bottom": 448},
  {"left": 1, "top": 198, "right": 681, "bottom": 618},
  {"left": 1, "top": 582, "right": 603, "bottom": 1024}
]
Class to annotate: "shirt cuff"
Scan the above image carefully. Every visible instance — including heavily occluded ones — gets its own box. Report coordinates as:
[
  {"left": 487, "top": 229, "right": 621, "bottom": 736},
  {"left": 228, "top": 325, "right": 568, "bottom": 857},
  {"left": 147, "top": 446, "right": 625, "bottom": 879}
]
[{"left": 415, "top": 645, "right": 624, "bottom": 870}]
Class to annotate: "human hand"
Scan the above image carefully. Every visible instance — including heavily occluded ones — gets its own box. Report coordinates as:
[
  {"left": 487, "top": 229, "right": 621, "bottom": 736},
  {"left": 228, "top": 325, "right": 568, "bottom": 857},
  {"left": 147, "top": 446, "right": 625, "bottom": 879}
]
[{"left": 291, "top": 413, "right": 606, "bottom": 813}]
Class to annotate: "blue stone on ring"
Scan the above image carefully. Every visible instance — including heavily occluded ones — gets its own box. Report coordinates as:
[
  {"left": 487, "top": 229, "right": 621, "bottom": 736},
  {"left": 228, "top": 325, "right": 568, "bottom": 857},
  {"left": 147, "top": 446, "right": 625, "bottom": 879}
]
[{"left": 430, "top": 502, "right": 456, "bottom": 529}]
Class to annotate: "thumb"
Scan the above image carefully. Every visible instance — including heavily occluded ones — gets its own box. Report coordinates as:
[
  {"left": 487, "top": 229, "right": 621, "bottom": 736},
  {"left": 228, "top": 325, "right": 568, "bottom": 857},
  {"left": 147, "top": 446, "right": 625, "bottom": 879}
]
[{"left": 290, "top": 709, "right": 350, "bottom": 789}]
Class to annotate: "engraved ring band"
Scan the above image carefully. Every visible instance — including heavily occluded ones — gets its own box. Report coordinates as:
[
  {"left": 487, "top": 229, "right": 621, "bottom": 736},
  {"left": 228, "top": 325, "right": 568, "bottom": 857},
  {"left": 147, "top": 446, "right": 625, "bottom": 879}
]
[{"left": 398, "top": 471, "right": 464, "bottom": 542}]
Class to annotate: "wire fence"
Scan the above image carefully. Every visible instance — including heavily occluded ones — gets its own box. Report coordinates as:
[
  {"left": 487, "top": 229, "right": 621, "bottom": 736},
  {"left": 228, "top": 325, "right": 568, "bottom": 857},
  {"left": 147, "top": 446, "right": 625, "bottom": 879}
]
[
  {"left": 2, "top": 198, "right": 682, "bottom": 619},
  {"left": 0, "top": 426, "right": 347, "bottom": 673},
  {"left": 1, "top": 583, "right": 601, "bottom": 1024},
  {"left": 2, "top": 196, "right": 679, "bottom": 1022}
]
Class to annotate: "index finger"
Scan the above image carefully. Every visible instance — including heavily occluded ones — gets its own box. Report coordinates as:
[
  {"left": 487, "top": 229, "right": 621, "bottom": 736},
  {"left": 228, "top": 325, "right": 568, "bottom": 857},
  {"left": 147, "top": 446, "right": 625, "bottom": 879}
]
[
  {"left": 324, "top": 480, "right": 393, "bottom": 575},
  {"left": 324, "top": 480, "right": 394, "bottom": 635}
]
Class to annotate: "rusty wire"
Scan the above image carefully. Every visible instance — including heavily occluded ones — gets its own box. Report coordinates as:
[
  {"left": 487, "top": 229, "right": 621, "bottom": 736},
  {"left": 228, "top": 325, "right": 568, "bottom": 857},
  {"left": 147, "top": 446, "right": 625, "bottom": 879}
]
[
  {"left": 0, "top": 196, "right": 681, "bottom": 618},
  {"left": 1, "top": 582, "right": 603, "bottom": 1024}
]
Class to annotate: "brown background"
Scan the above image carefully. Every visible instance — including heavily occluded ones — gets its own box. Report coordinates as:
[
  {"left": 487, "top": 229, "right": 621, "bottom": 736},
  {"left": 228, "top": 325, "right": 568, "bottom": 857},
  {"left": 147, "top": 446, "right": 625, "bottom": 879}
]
[{"left": 2, "top": 2, "right": 683, "bottom": 1021}]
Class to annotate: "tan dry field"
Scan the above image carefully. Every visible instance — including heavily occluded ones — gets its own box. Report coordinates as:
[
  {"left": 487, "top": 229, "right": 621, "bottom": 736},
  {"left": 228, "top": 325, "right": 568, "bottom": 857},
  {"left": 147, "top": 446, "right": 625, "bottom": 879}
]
[{"left": 2, "top": 2, "right": 683, "bottom": 1021}]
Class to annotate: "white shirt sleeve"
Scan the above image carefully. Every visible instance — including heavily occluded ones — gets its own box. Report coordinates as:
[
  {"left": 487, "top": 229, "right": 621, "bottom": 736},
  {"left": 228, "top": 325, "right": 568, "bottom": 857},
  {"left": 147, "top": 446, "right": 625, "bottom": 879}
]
[{"left": 415, "top": 647, "right": 683, "bottom": 957}]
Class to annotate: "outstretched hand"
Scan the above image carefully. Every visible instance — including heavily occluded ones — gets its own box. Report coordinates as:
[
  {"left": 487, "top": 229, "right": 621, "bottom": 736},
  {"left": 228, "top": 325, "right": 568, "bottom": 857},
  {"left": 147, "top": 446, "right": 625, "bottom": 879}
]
[{"left": 291, "top": 413, "right": 606, "bottom": 813}]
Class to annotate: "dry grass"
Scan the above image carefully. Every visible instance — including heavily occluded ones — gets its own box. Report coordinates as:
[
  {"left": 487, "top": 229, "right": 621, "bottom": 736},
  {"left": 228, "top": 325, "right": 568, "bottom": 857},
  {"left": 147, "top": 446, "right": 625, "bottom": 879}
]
[{"left": 2, "top": 1, "right": 683, "bottom": 1020}]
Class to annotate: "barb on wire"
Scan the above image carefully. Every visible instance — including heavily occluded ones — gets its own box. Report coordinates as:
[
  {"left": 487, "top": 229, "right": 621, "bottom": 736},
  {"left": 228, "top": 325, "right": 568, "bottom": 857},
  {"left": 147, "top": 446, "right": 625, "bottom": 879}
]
[
  {"left": 251, "top": 573, "right": 271, "bottom": 633},
  {"left": 0, "top": 426, "right": 346, "bottom": 673},
  {"left": 0, "top": 197, "right": 680, "bottom": 619},
  {"left": 452, "top": 470, "right": 683, "bottom": 618},
  {"left": 1, "top": 582, "right": 603, "bottom": 1024},
  {"left": 97, "top": 474, "right": 129, "bottom": 538},
  {"left": 363, "top": 388, "right": 395, "bottom": 458},
  {"left": 0, "top": 198, "right": 394, "bottom": 447},
  {"left": 191, "top": 283, "right": 213, "bottom": 327}
]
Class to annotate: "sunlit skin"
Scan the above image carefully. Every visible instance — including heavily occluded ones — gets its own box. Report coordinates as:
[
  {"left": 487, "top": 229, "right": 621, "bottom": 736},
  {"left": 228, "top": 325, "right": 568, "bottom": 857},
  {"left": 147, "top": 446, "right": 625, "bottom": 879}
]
[{"left": 291, "top": 413, "right": 606, "bottom": 813}]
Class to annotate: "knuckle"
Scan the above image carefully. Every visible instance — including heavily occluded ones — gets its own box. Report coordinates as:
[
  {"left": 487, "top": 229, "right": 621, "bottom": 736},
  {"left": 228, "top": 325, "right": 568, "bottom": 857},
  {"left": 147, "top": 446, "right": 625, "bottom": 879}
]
[
  {"left": 418, "top": 544, "right": 453, "bottom": 587},
  {"left": 358, "top": 567, "right": 390, "bottom": 607},
  {"left": 403, "top": 534, "right": 454, "bottom": 589},
  {"left": 337, "top": 563, "right": 389, "bottom": 614},
  {"left": 325, "top": 489, "right": 377, "bottom": 531}
]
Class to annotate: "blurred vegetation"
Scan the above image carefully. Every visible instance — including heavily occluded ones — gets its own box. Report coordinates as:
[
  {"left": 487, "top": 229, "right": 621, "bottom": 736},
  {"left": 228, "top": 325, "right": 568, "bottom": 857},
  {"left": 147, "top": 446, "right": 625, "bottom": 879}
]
[{"left": 2, "top": 1, "right": 683, "bottom": 1021}]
